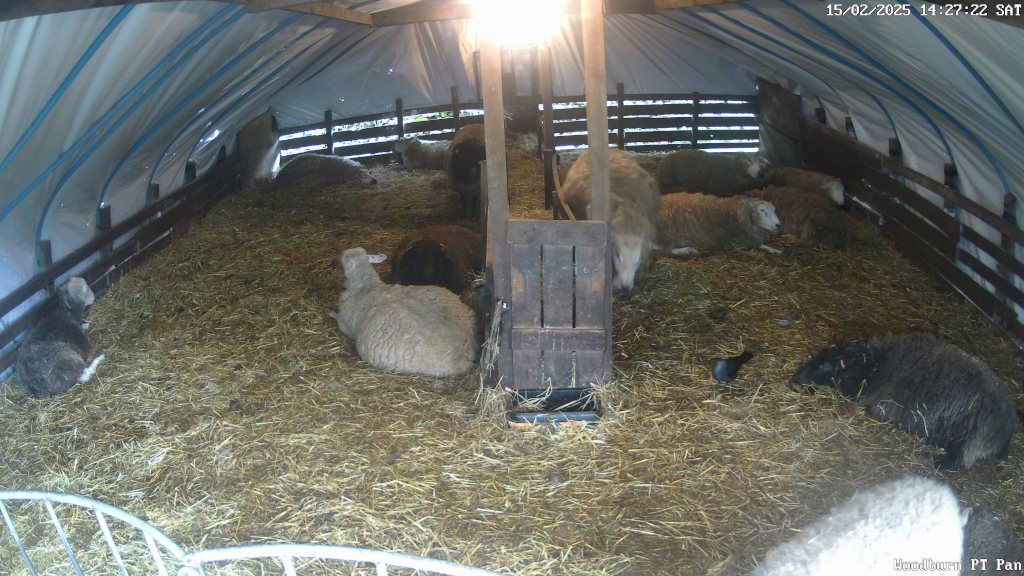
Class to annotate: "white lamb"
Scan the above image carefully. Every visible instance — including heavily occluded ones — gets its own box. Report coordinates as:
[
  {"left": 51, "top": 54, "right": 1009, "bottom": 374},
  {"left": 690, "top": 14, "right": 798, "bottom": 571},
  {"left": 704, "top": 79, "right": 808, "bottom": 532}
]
[
  {"left": 759, "top": 166, "right": 846, "bottom": 206},
  {"left": 393, "top": 137, "right": 449, "bottom": 170},
  {"left": 328, "top": 247, "right": 479, "bottom": 377},
  {"left": 753, "top": 476, "right": 965, "bottom": 576},
  {"left": 560, "top": 149, "right": 661, "bottom": 292},
  {"left": 655, "top": 192, "right": 781, "bottom": 257}
]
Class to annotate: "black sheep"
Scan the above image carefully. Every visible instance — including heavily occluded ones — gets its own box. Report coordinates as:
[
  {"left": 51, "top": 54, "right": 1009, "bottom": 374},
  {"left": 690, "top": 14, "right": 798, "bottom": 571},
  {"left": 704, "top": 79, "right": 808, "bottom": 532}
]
[
  {"left": 962, "top": 504, "right": 1024, "bottom": 575},
  {"left": 389, "top": 225, "right": 482, "bottom": 295},
  {"left": 792, "top": 332, "right": 1018, "bottom": 469},
  {"left": 443, "top": 124, "right": 487, "bottom": 219}
]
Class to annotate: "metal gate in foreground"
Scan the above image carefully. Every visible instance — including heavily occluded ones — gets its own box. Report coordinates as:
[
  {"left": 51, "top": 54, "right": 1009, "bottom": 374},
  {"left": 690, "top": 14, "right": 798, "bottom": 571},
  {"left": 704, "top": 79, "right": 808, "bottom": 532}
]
[{"left": 0, "top": 491, "right": 503, "bottom": 576}]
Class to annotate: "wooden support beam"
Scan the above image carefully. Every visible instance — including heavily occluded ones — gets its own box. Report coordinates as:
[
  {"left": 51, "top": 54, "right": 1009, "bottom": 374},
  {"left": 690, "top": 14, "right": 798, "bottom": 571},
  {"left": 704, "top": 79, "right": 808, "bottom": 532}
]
[
  {"left": 583, "top": 0, "right": 610, "bottom": 222},
  {"left": 246, "top": 0, "right": 318, "bottom": 12},
  {"left": 273, "top": 2, "right": 373, "bottom": 24}
]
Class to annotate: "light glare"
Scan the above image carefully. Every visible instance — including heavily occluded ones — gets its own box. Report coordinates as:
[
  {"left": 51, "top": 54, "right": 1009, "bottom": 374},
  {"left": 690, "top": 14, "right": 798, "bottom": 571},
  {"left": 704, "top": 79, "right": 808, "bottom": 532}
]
[{"left": 475, "top": 0, "right": 558, "bottom": 47}]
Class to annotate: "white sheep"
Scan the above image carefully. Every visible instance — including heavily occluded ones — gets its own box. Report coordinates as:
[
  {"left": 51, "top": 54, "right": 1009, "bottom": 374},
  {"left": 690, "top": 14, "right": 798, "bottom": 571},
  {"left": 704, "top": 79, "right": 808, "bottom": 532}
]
[
  {"left": 560, "top": 149, "right": 661, "bottom": 292},
  {"left": 753, "top": 476, "right": 965, "bottom": 576},
  {"left": 759, "top": 167, "right": 845, "bottom": 206},
  {"left": 393, "top": 137, "right": 449, "bottom": 170},
  {"left": 655, "top": 149, "right": 768, "bottom": 196},
  {"left": 328, "top": 247, "right": 479, "bottom": 377},
  {"left": 655, "top": 192, "right": 781, "bottom": 257},
  {"left": 273, "top": 153, "right": 377, "bottom": 188},
  {"left": 13, "top": 277, "right": 105, "bottom": 397}
]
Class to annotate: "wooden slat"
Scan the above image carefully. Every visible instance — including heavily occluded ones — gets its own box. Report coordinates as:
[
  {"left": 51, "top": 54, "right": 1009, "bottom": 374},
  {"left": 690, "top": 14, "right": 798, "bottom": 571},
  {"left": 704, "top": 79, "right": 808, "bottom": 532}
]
[
  {"left": 544, "top": 349, "right": 576, "bottom": 388},
  {"left": 958, "top": 249, "right": 1024, "bottom": 310},
  {"left": 542, "top": 245, "right": 575, "bottom": 328},
  {"left": 510, "top": 244, "right": 542, "bottom": 328},
  {"left": 848, "top": 182, "right": 958, "bottom": 260},
  {"left": 962, "top": 226, "right": 1024, "bottom": 280},
  {"left": 574, "top": 244, "right": 607, "bottom": 328},
  {"left": 512, "top": 328, "right": 607, "bottom": 351},
  {"left": 329, "top": 140, "right": 396, "bottom": 157},
  {"left": 507, "top": 220, "right": 606, "bottom": 246}
]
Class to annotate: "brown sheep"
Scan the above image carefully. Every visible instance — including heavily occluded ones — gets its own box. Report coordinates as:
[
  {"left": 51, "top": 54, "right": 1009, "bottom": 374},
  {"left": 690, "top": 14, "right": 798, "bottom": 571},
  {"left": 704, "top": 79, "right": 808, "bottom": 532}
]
[
  {"left": 443, "top": 124, "right": 487, "bottom": 219},
  {"left": 751, "top": 185, "right": 849, "bottom": 249},
  {"left": 759, "top": 167, "right": 845, "bottom": 205},
  {"left": 389, "top": 225, "right": 482, "bottom": 295}
]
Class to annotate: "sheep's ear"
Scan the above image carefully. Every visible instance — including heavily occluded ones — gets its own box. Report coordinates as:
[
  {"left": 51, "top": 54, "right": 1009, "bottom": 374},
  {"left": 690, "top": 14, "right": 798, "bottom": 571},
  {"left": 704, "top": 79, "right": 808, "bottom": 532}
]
[
  {"left": 367, "top": 254, "right": 387, "bottom": 264},
  {"left": 741, "top": 199, "right": 756, "bottom": 209}
]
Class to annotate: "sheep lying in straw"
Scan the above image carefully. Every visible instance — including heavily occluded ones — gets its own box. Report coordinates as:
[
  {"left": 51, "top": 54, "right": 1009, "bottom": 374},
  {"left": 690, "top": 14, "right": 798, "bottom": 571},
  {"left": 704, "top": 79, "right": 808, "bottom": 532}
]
[
  {"left": 655, "top": 148, "right": 768, "bottom": 196},
  {"left": 444, "top": 124, "right": 487, "bottom": 219},
  {"left": 753, "top": 476, "right": 964, "bottom": 576},
  {"left": 393, "top": 137, "right": 449, "bottom": 170},
  {"left": 751, "top": 185, "right": 849, "bottom": 250},
  {"left": 760, "top": 166, "right": 845, "bottom": 206},
  {"left": 962, "top": 505, "right": 1024, "bottom": 575},
  {"left": 328, "top": 247, "right": 479, "bottom": 377},
  {"left": 655, "top": 192, "right": 781, "bottom": 257},
  {"left": 390, "top": 225, "right": 482, "bottom": 295},
  {"left": 792, "top": 332, "right": 1021, "bottom": 469},
  {"left": 14, "top": 277, "right": 105, "bottom": 397},
  {"left": 273, "top": 153, "right": 376, "bottom": 188},
  {"left": 561, "top": 149, "right": 661, "bottom": 292}
]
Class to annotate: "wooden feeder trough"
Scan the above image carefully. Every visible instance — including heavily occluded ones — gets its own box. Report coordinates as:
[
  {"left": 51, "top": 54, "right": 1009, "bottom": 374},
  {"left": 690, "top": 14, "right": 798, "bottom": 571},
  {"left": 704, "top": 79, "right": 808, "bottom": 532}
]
[{"left": 476, "top": 0, "right": 613, "bottom": 426}]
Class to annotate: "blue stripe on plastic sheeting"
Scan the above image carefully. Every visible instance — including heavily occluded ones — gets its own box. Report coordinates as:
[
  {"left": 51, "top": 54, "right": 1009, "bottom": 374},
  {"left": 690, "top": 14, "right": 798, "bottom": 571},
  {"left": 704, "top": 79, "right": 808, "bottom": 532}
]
[
  {"left": 773, "top": 0, "right": 1012, "bottom": 196},
  {"left": 28, "top": 6, "right": 245, "bottom": 263},
  {"left": 95, "top": 13, "right": 306, "bottom": 226},
  {"left": 152, "top": 20, "right": 331, "bottom": 190},
  {"left": 288, "top": 27, "right": 380, "bottom": 91},
  {"left": 900, "top": 0, "right": 1024, "bottom": 141},
  {"left": 697, "top": 7, "right": 899, "bottom": 140},
  {"left": 0, "top": 6, "right": 132, "bottom": 180}
]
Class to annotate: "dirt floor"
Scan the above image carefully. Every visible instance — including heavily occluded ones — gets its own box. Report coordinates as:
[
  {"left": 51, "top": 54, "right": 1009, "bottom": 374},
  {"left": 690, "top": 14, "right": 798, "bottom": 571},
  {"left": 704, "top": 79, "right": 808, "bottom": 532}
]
[{"left": 1, "top": 134, "right": 1022, "bottom": 576}]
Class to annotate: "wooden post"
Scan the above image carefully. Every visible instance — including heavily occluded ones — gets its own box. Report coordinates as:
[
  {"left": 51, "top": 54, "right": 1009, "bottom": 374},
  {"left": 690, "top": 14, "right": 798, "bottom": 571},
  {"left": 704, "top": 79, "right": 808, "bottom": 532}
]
[
  {"left": 616, "top": 82, "right": 625, "bottom": 150},
  {"left": 583, "top": 0, "right": 610, "bottom": 222},
  {"left": 531, "top": 45, "right": 542, "bottom": 158},
  {"left": 37, "top": 239, "right": 53, "bottom": 292},
  {"left": 395, "top": 99, "right": 404, "bottom": 139},
  {"left": 690, "top": 92, "right": 700, "bottom": 149},
  {"left": 888, "top": 138, "right": 903, "bottom": 163},
  {"left": 845, "top": 116, "right": 856, "bottom": 139},
  {"left": 480, "top": 21, "right": 512, "bottom": 389},
  {"left": 473, "top": 51, "right": 483, "bottom": 103},
  {"left": 98, "top": 205, "right": 113, "bottom": 259},
  {"left": 451, "top": 86, "right": 461, "bottom": 132},
  {"left": 540, "top": 44, "right": 555, "bottom": 162},
  {"left": 544, "top": 149, "right": 556, "bottom": 210},
  {"left": 815, "top": 107, "right": 827, "bottom": 124},
  {"left": 943, "top": 163, "right": 959, "bottom": 213},
  {"left": 147, "top": 183, "right": 160, "bottom": 206},
  {"left": 325, "top": 110, "right": 334, "bottom": 155},
  {"left": 185, "top": 159, "right": 197, "bottom": 184},
  {"left": 217, "top": 145, "right": 227, "bottom": 164}
]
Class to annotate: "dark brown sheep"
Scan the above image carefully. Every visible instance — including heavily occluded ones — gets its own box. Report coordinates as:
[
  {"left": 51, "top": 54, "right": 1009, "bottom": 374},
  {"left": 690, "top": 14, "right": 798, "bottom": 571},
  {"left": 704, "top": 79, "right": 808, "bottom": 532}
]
[
  {"left": 389, "top": 225, "right": 482, "bottom": 295},
  {"left": 443, "top": 124, "right": 487, "bottom": 219},
  {"left": 752, "top": 185, "right": 849, "bottom": 249}
]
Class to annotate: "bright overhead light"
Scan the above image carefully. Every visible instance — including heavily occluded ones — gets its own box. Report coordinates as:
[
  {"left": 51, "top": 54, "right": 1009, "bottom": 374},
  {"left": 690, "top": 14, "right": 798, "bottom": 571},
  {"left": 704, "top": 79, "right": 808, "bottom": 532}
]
[{"left": 475, "top": 0, "right": 559, "bottom": 48}]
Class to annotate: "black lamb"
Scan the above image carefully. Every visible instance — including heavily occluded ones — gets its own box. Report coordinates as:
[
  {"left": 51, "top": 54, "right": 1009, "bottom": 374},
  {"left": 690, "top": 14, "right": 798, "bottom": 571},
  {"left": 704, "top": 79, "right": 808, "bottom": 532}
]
[
  {"left": 792, "top": 332, "right": 1019, "bottom": 469},
  {"left": 389, "top": 225, "right": 482, "bottom": 295}
]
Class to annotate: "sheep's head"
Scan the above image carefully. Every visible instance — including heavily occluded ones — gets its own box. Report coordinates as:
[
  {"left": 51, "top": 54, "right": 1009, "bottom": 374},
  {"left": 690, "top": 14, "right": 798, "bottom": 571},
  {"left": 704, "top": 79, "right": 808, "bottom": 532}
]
[
  {"left": 791, "top": 344, "right": 845, "bottom": 392},
  {"left": 744, "top": 199, "right": 781, "bottom": 234},
  {"left": 742, "top": 155, "right": 770, "bottom": 179},
  {"left": 821, "top": 178, "right": 846, "bottom": 206},
  {"left": 59, "top": 277, "right": 95, "bottom": 321},
  {"left": 393, "top": 137, "right": 417, "bottom": 154},
  {"left": 340, "top": 247, "right": 382, "bottom": 288},
  {"left": 357, "top": 168, "right": 377, "bottom": 186},
  {"left": 611, "top": 233, "right": 648, "bottom": 293}
]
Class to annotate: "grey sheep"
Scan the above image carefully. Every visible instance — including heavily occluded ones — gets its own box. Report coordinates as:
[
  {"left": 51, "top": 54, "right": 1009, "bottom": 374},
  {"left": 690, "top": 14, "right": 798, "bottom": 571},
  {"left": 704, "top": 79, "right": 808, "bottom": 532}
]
[
  {"left": 962, "top": 505, "right": 1024, "bottom": 575},
  {"left": 751, "top": 185, "right": 849, "bottom": 250},
  {"left": 655, "top": 148, "right": 768, "bottom": 196},
  {"left": 792, "top": 332, "right": 1020, "bottom": 469},
  {"left": 444, "top": 124, "right": 487, "bottom": 219},
  {"left": 389, "top": 225, "right": 482, "bottom": 295},
  {"left": 760, "top": 166, "right": 845, "bottom": 206},
  {"left": 655, "top": 192, "right": 781, "bottom": 257},
  {"left": 393, "top": 137, "right": 449, "bottom": 170},
  {"left": 560, "top": 149, "right": 661, "bottom": 292},
  {"left": 273, "top": 153, "right": 376, "bottom": 188},
  {"left": 14, "top": 277, "right": 105, "bottom": 397},
  {"left": 328, "top": 247, "right": 479, "bottom": 377},
  {"left": 753, "top": 476, "right": 964, "bottom": 576}
]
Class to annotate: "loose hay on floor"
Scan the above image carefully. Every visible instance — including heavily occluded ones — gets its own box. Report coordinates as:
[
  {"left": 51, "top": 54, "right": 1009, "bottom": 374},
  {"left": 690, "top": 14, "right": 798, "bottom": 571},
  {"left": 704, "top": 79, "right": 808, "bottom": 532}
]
[{"left": 1, "top": 134, "right": 1022, "bottom": 576}]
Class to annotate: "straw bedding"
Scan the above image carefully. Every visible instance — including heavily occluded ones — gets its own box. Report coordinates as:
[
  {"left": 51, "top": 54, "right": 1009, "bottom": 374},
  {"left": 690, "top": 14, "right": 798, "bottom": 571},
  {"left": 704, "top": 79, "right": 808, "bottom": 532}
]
[{"left": 1, "top": 134, "right": 1022, "bottom": 576}]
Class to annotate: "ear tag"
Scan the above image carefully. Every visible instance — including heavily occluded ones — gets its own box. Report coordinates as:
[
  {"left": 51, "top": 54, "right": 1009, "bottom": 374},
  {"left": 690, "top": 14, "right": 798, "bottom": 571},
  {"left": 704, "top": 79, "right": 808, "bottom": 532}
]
[{"left": 367, "top": 254, "right": 387, "bottom": 264}]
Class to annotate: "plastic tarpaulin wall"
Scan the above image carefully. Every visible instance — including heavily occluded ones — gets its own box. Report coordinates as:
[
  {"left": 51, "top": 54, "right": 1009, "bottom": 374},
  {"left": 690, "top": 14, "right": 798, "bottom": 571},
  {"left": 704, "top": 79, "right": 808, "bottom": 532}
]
[{"left": 1, "top": 0, "right": 1024, "bottom": 362}]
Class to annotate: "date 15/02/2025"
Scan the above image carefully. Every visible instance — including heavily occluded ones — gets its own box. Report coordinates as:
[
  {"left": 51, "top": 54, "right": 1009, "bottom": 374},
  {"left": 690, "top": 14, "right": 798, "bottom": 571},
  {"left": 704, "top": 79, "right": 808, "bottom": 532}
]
[{"left": 826, "top": 3, "right": 1022, "bottom": 16}]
